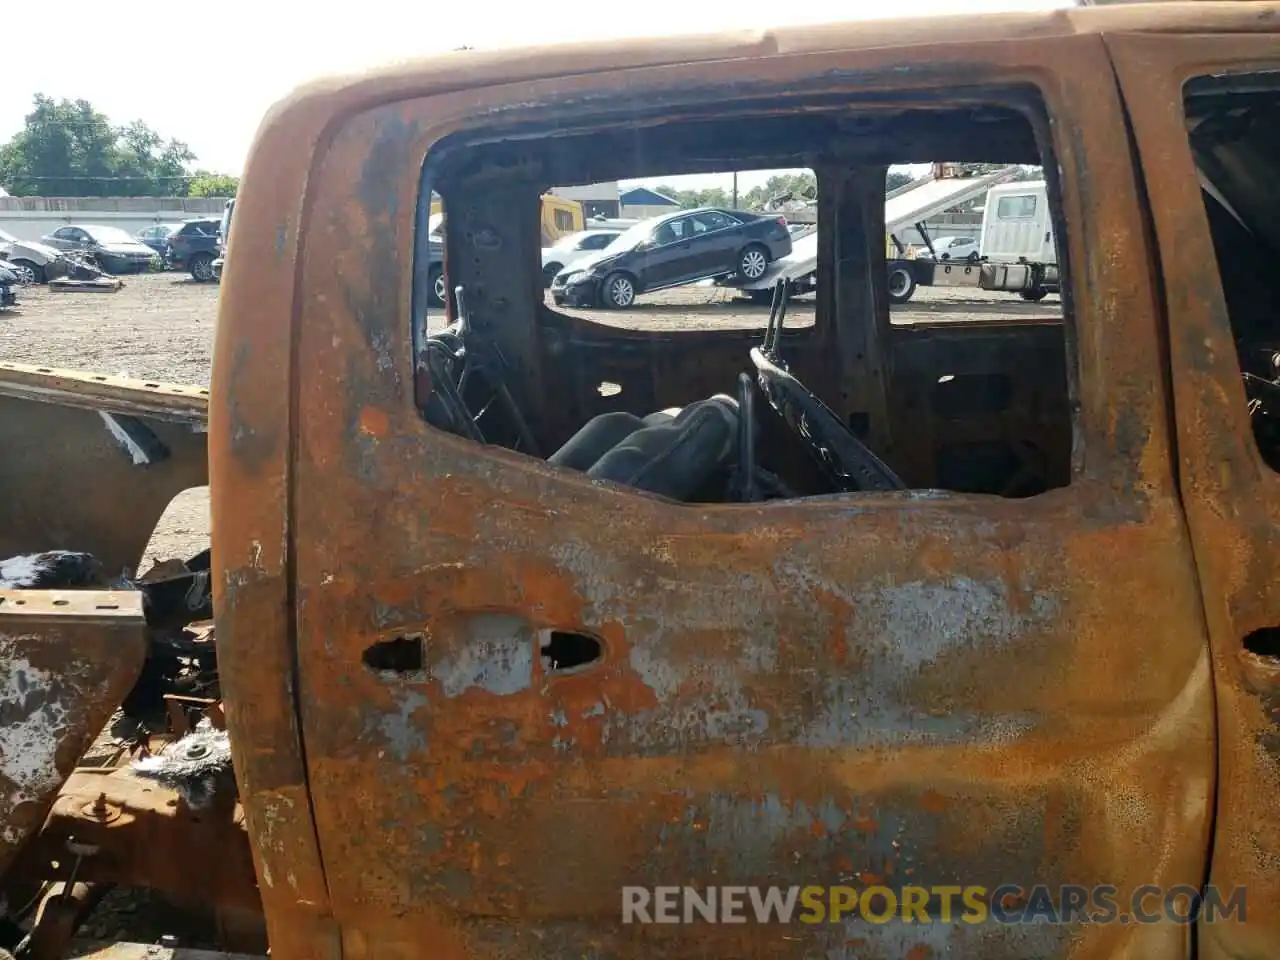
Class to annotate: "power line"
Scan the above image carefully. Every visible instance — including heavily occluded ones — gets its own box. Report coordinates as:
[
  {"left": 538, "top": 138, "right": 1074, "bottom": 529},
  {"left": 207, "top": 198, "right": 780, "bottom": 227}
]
[{"left": 15, "top": 174, "right": 228, "bottom": 181}]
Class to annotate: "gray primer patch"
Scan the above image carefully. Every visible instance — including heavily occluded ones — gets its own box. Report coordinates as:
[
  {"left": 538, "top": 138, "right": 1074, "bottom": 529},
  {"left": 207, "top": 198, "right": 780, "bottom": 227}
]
[
  {"left": 0, "top": 636, "right": 70, "bottom": 846},
  {"left": 374, "top": 689, "right": 429, "bottom": 762},
  {"left": 434, "top": 615, "right": 533, "bottom": 698},
  {"left": 796, "top": 574, "right": 1056, "bottom": 749},
  {"left": 870, "top": 576, "right": 1057, "bottom": 672}
]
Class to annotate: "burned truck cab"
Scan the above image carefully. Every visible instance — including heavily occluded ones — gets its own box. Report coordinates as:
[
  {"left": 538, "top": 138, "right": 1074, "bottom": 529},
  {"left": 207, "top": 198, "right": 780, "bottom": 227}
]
[{"left": 197, "top": 5, "right": 1276, "bottom": 960}]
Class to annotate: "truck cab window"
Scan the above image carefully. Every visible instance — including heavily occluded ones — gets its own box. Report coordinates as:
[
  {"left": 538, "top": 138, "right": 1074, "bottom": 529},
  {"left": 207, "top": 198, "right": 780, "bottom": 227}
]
[
  {"left": 418, "top": 91, "right": 1074, "bottom": 503},
  {"left": 1185, "top": 72, "right": 1280, "bottom": 472}
]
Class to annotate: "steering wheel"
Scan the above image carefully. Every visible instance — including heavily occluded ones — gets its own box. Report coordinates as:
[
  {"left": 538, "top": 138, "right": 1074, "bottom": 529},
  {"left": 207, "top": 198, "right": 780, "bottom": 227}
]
[
  {"left": 748, "top": 280, "right": 906, "bottom": 493},
  {"left": 419, "top": 285, "right": 541, "bottom": 455}
]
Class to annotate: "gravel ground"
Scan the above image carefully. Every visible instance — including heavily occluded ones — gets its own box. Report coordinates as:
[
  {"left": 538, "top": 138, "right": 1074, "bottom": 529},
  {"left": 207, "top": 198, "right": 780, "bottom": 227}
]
[
  {"left": 1, "top": 271, "right": 1059, "bottom": 565},
  {"left": 0, "top": 270, "right": 1058, "bottom": 949}
]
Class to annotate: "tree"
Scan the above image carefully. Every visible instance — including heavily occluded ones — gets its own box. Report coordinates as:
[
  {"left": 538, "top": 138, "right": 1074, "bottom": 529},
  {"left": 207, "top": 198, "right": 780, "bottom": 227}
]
[
  {"left": 0, "top": 95, "right": 235, "bottom": 197},
  {"left": 886, "top": 170, "right": 913, "bottom": 192},
  {"left": 646, "top": 169, "right": 917, "bottom": 212},
  {"left": 188, "top": 172, "right": 239, "bottom": 197}
]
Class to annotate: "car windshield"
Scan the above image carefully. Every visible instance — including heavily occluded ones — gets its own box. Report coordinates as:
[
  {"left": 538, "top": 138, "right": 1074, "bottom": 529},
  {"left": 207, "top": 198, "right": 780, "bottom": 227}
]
[
  {"left": 600, "top": 219, "right": 658, "bottom": 255},
  {"left": 83, "top": 226, "right": 136, "bottom": 244}
]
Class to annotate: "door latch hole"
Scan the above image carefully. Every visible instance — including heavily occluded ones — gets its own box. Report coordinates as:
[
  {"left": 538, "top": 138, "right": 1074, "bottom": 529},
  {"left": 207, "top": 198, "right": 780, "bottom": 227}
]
[
  {"left": 540, "top": 631, "right": 603, "bottom": 673},
  {"left": 363, "top": 634, "right": 424, "bottom": 674},
  {"left": 1244, "top": 626, "right": 1280, "bottom": 660}
]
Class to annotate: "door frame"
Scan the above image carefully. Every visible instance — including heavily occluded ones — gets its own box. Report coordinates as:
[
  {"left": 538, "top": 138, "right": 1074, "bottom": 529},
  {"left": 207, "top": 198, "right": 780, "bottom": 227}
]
[
  {"left": 1106, "top": 30, "right": 1280, "bottom": 959},
  {"left": 285, "top": 29, "right": 1214, "bottom": 957}
]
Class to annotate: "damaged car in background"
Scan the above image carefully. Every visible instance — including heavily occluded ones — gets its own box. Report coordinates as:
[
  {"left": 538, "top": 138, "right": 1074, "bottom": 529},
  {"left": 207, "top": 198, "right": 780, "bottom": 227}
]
[
  {"left": 0, "top": 230, "right": 68, "bottom": 286},
  {"left": 0, "top": 261, "right": 18, "bottom": 308},
  {"left": 550, "top": 206, "right": 792, "bottom": 307}
]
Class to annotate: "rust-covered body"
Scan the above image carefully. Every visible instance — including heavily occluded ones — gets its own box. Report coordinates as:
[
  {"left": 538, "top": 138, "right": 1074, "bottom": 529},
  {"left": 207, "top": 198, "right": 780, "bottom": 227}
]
[
  {"left": 204, "top": 3, "right": 1278, "bottom": 959},
  {"left": 0, "top": 2, "right": 1277, "bottom": 959}
]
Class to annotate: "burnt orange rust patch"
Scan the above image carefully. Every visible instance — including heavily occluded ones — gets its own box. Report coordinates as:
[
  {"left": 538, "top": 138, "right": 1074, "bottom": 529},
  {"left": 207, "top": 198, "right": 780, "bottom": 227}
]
[
  {"left": 918, "top": 789, "right": 949, "bottom": 814},
  {"left": 358, "top": 405, "right": 390, "bottom": 438}
]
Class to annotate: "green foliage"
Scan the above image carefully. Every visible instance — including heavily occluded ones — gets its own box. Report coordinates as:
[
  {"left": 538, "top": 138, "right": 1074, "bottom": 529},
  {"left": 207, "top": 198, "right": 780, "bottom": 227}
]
[
  {"left": 0, "top": 95, "right": 237, "bottom": 198},
  {"left": 187, "top": 171, "right": 239, "bottom": 197},
  {"left": 954, "top": 162, "right": 1043, "bottom": 181},
  {"left": 643, "top": 169, "right": 925, "bottom": 211},
  {"left": 886, "top": 170, "right": 913, "bottom": 192}
]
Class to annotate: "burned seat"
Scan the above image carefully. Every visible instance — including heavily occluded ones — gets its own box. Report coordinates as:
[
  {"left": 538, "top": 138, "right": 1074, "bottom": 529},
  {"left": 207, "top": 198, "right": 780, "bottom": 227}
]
[{"left": 548, "top": 396, "right": 741, "bottom": 500}]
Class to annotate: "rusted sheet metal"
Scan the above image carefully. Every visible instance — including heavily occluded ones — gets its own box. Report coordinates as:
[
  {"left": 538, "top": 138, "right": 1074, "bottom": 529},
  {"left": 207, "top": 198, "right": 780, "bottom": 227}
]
[
  {"left": 0, "top": 384, "right": 208, "bottom": 577},
  {"left": 0, "top": 590, "right": 147, "bottom": 876},
  {"left": 12, "top": 767, "right": 262, "bottom": 913},
  {"left": 247, "top": 30, "right": 1212, "bottom": 960},
  {"left": 69, "top": 942, "right": 265, "bottom": 960},
  {"left": 210, "top": 42, "right": 342, "bottom": 960},
  {"left": 1106, "top": 30, "right": 1280, "bottom": 960},
  {"left": 0, "top": 362, "right": 209, "bottom": 426}
]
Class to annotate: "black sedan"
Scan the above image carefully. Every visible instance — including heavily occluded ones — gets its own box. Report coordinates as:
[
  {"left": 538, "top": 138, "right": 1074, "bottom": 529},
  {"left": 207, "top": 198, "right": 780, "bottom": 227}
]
[{"left": 551, "top": 207, "right": 792, "bottom": 308}]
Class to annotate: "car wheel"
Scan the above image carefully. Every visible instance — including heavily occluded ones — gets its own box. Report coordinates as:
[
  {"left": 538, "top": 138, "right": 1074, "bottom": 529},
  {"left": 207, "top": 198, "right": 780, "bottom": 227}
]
[
  {"left": 737, "top": 244, "right": 770, "bottom": 281},
  {"left": 8, "top": 259, "right": 42, "bottom": 284},
  {"left": 428, "top": 265, "right": 447, "bottom": 307},
  {"left": 602, "top": 272, "right": 636, "bottom": 308},
  {"left": 189, "top": 252, "right": 215, "bottom": 282},
  {"left": 1019, "top": 288, "right": 1049, "bottom": 302},
  {"left": 966, "top": 251, "right": 980, "bottom": 263},
  {"left": 542, "top": 263, "right": 562, "bottom": 289},
  {"left": 887, "top": 264, "right": 917, "bottom": 304}
]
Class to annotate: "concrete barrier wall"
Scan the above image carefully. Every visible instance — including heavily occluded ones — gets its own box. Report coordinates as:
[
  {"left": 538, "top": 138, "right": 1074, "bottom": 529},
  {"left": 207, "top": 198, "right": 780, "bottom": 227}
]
[{"left": 0, "top": 197, "right": 230, "bottom": 241}]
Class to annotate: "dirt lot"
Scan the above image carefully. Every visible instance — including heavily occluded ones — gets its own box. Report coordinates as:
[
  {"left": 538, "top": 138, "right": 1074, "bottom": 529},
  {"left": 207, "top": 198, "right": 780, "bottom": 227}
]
[{"left": 1, "top": 270, "right": 1060, "bottom": 568}]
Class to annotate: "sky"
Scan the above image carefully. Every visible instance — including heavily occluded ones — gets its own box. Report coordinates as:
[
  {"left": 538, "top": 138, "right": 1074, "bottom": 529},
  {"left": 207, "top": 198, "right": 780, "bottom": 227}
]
[{"left": 2, "top": 0, "right": 1067, "bottom": 194}]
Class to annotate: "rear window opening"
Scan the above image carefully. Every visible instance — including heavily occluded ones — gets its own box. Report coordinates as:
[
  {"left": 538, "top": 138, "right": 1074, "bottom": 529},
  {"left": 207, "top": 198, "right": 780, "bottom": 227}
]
[
  {"left": 412, "top": 86, "right": 1073, "bottom": 505},
  {"left": 1183, "top": 71, "right": 1280, "bottom": 474}
]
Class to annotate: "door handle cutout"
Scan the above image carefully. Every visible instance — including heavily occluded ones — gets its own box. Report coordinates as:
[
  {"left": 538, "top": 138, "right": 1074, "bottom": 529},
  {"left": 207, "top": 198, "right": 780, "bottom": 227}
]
[
  {"left": 540, "top": 631, "right": 604, "bottom": 674},
  {"left": 1243, "top": 627, "right": 1280, "bottom": 661},
  {"left": 363, "top": 634, "right": 425, "bottom": 675}
]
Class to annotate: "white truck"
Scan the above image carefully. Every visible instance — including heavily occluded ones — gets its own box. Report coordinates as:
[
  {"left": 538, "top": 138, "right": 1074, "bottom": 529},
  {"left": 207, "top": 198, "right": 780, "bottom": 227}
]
[
  {"left": 977, "top": 179, "right": 1060, "bottom": 302},
  {"left": 723, "top": 165, "right": 1061, "bottom": 304}
]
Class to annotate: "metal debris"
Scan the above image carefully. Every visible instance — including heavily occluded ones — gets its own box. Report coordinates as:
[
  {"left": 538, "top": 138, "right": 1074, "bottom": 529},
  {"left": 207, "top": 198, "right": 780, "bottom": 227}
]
[{"left": 131, "top": 724, "right": 233, "bottom": 810}]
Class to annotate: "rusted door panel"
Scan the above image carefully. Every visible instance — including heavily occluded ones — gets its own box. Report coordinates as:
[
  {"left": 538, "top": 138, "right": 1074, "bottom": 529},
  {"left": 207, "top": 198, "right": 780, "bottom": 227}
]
[
  {"left": 0, "top": 589, "right": 148, "bottom": 875},
  {"left": 1106, "top": 30, "right": 1280, "bottom": 960},
  {"left": 887, "top": 322, "right": 1071, "bottom": 490},
  {"left": 0, "top": 364, "right": 209, "bottom": 574},
  {"left": 538, "top": 319, "right": 829, "bottom": 454},
  {"left": 290, "top": 37, "right": 1210, "bottom": 960}
]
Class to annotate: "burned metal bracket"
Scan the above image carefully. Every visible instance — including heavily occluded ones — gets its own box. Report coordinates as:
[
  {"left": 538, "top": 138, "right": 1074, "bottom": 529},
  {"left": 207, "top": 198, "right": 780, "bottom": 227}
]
[
  {"left": 132, "top": 724, "right": 234, "bottom": 811},
  {"left": 0, "top": 590, "right": 148, "bottom": 877}
]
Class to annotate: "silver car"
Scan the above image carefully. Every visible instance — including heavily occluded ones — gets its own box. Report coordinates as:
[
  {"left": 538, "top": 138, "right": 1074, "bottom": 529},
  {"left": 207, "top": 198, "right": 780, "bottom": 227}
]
[
  {"left": 0, "top": 228, "right": 67, "bottom": 284},
  {"left": 41, "top": 224, "right": 158, "bottom": 274}
]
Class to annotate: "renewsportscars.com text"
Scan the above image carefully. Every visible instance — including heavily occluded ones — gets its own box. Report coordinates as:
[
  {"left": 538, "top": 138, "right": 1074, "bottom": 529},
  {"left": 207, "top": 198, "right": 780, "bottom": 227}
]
[{"left": 621, "top": 884, "right": 1246, "bottom": 926}]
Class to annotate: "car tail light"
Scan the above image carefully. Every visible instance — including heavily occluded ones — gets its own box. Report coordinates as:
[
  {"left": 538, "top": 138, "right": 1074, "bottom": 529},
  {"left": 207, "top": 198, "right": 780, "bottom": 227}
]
[{"left": 775, "top": 216, "right": 788, "bottom": 227}]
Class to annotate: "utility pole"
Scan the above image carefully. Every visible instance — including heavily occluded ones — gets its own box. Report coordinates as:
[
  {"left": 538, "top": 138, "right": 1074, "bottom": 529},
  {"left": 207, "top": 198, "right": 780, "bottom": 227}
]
[{"left": 732, "top": 172, "right": 738, "bottom": 209}]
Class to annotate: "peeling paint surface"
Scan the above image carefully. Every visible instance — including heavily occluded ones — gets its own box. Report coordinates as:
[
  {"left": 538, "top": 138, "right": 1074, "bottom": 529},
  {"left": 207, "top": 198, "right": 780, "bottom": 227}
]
[
  {"left": 433, "top": 615, "right": 534, "bottom": 698},
  {"left": 0, "top": 599, "right": 148, "bottom": 873},
  {"left": 0, "top": 640, "right": 65, "bottom": 844}
]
